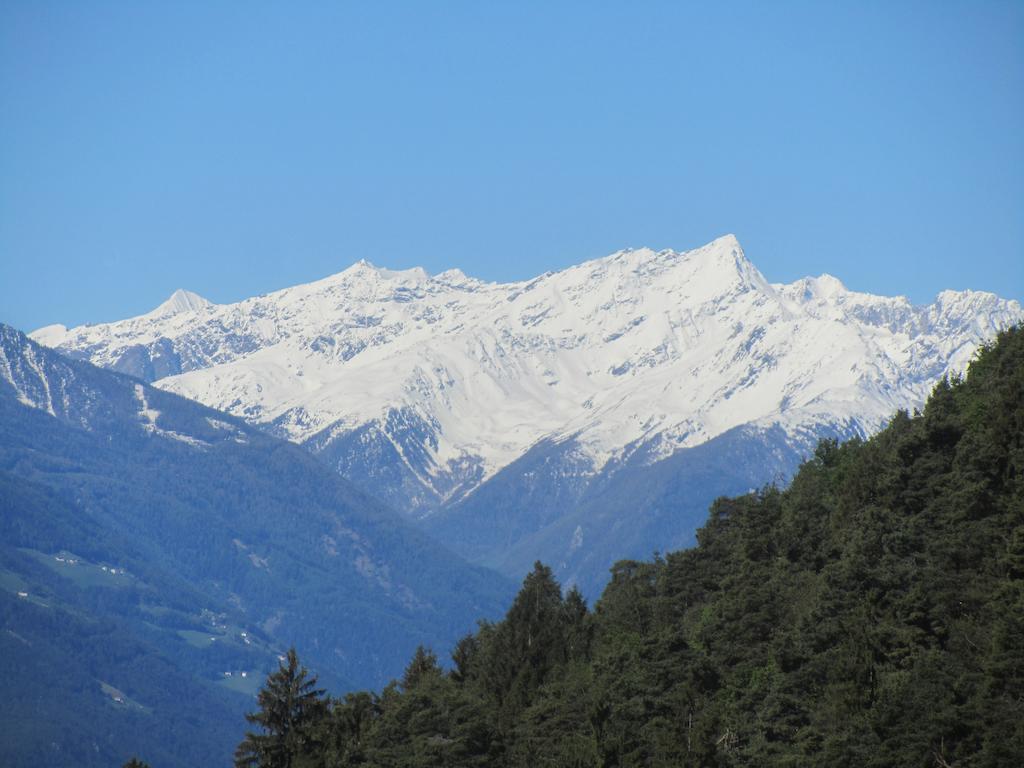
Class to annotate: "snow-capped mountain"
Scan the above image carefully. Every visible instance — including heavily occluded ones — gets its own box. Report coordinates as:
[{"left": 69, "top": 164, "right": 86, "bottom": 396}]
[{"left": 30, "top": 235, "right": 1022, "bottom": 590}]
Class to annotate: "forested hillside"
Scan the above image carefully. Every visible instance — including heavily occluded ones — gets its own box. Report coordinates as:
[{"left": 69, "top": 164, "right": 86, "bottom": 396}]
[{"left": 234, "top": 324, "right": 1023, "bottom": 767}]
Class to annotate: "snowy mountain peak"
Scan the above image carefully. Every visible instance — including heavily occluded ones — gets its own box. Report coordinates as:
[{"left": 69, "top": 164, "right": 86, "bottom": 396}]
[
  {"left": 341, "top": 259, "right": 431, "bottom": 283},
  {"left": 647, "top": 233, "right": 768, "bottom": 295},
  {"left": 29, "top": 323, "right": 69, "bottom": 348},
  {"left": 434, "top": 268, "right": 476, "bottom": 286},
  {"left": 343, "top": 258, "right": 382, "bottom": 276},
  {"left": 933, "top": 288, "right": 1007, "bottom": 310},
  {"left": 551, "top": 234, "right": 769, "bottom": 310},
  {"left": 691, "top": 233, "right": 745, "bottom": 265},
  {"left": 714, "top": 232, "right": 741, "bottom": 248},
  {"left": 27, "top": 236, "right": 1023, "bottom": 517},
  {"left": 150, "top": 289, "right": 212, "bottom": 318},
  {"left": 788, "top": 274, "right": 848, "bottom": 301}
]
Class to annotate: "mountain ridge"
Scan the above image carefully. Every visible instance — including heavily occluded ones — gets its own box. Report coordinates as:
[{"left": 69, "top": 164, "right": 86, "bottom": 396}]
[
  {"left": 26, "top": 237, "right": 1023, "bottom": 590},
  {"left": 31, "top": 235, "right": 1021, "bottom": 508}
]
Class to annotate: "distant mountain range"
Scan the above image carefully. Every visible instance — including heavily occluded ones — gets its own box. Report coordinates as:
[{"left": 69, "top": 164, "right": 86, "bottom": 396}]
[
  {"left": 31, "top": 236, "right": 1023, "bottom": 593},
  {"left": 0, "top": 324, "right": 512, "bottom": 767}
]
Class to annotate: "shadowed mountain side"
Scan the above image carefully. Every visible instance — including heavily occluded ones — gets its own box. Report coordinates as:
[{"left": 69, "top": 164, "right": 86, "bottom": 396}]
[
  {"left": 427, "top": 422, "right": 861, "bottom": 595},
  {"left": 0, "top": 323, "right": 514, "bottom": 767},
  {"left": 501, "top": 423, "right": 864, "bottom": 594}
]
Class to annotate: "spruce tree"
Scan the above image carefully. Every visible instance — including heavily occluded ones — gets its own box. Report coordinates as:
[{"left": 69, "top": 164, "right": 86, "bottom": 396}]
[
  {"left": 401, "top": 645, "right": 441, "bottom": 691},
  {"left": 234, "top": 648, "right": 327, "bottom": 768}
]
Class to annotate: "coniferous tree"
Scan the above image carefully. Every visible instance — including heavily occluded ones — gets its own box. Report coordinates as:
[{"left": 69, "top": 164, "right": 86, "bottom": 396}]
[
  {"left": 401, "top": 645, "right": 441, "bottom": 691},
  {"left": 235, "top": 648, "right": 327, "bottom": 768},
  {"left": 482, "top": 562, "right": 569, "bottom": 713},
  {"left": 314, "top": 690, "right": 378, "bottom": 767},
  {"left": 450, "top": 632, "right": 481, "bottom": 684}
]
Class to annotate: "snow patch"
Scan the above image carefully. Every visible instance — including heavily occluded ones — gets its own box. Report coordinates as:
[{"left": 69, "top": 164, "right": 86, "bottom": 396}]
[{"left": 134, "top": 383, "right": 208, "bottom": 447}]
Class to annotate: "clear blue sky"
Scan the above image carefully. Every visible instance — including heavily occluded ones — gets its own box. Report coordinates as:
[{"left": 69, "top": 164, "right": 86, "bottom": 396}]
[{"left": 2, "top": 1, "right": 1022, "bottom": 332}]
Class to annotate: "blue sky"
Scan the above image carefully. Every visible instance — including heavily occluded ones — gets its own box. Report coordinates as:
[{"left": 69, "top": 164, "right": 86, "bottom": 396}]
[{"left": 1, "top": 1, "right": 1022, "bottom": 332}]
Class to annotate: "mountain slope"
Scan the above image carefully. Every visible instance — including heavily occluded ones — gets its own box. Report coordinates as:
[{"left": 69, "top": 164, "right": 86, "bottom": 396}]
[
  {"left": 257, "top": 323, "right": 1024, "bottom": 768},
  {"left": 441, "top": 420, "right": 859, "bottom": 595},
  {"left": 0, "top": 323, "right": 513, "bottom": 767},
  {"left": 31, "top": 236, "right": 1023, "bottom": 589}
]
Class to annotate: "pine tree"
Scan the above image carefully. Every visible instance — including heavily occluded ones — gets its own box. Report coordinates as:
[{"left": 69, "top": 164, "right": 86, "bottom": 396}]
[
  {"left": 481, "top": 562, "right": 570, "bottom": 725},
  {"left": 401, "top": 645, "right": 441, "bottom": 691},
  {"left": 235, "top": 648, "right": 327, "bottom": 768}
]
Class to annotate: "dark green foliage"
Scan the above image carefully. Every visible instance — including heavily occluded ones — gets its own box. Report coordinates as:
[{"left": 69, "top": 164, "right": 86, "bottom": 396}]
[
  {"left": 122, "top": 760, "right": 151, "bottom": 768},
  {"left": 235, "top": 649, "right": 328, "bottom": 768},
  {"left": 248, "top": 325, "right": 1024, "bottom": 766},
  {"left": 401, "top": 646, "right": 442, "bottom": 691}
]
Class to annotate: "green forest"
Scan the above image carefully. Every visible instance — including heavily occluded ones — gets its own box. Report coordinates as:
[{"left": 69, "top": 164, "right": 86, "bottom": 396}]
[{"left": 212, "top": 325, "right": 1024, "bottom": 767}]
